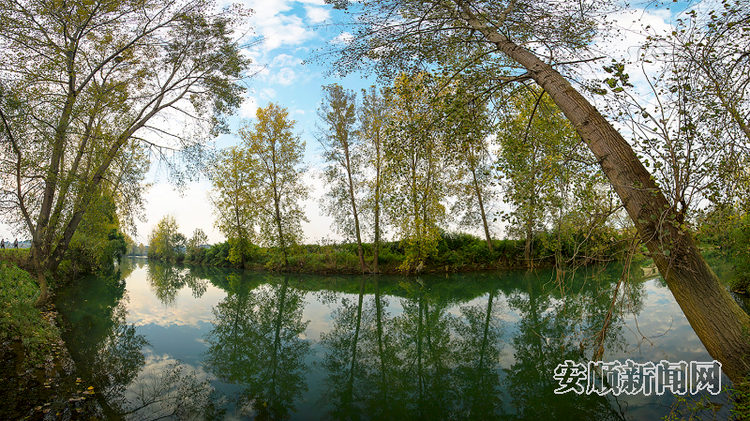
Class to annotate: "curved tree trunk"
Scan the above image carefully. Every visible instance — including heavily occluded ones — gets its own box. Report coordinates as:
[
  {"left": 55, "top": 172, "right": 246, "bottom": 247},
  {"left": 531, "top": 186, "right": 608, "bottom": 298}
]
[{"left": 456, "top": 1, "right": 750, "bottom": 384}]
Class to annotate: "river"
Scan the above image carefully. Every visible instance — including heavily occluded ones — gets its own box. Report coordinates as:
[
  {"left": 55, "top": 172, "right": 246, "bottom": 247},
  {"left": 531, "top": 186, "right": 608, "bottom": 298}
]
[{"left": 55, "top": 257, "right": 735, "bottom": 420}]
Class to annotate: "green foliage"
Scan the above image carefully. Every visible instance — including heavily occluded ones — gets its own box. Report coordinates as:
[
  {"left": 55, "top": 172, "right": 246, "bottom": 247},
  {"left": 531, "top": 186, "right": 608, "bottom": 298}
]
[
  {"left": 0, "top": 248, "right": 29, "bottom": 268},
  {"left": 62, "top": 193, "right": 129, "bottom": 277},
  {"left": 731, "top": 379, "right": 750, "bottom": 420},
  {"left": 697, "top": 206, "right": 750, "bottom": 293},
  {"left": 185, "top": 228, "right": 210, "bottom": 264},
  {"left": 318, "top": 84, "right": 365, "bottom": 244},
  {"left": 209, "top": 146, "right": 256, "bottom": 264},
  {"left": 0, "top": 263, "right": 60, "bottom": 367},
  {"left": 0, "top": 0, "right": 251, "bottom": 306},
  {"left": 233, "top": 103, "right": 310, "bottom": 267},
  {"left": 383, "top": 73, "right": 447, "bottom": 270},
  {"left": 205, "top": 242, "right": 232, "bottom": 267},
  {"left": 497, "top": 87, "right": 617, "bottom": 264},
  {"left": 148, "top": 215, "right": 183, "bottom": 262},
  {"left": 440, "top": 77, "right": 498, "bottom": 250}
]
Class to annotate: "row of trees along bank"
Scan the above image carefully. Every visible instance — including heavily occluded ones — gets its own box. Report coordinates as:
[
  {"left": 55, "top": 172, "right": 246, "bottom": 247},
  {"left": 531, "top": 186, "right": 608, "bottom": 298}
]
[{"left": 203, "top": 81, "right": 626, "bottom": 275}]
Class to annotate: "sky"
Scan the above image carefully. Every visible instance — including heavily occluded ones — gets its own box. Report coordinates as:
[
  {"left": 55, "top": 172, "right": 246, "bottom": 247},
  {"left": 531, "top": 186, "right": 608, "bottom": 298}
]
[{"left": 0, "top": 0, "right": 683, "bottom": 246}]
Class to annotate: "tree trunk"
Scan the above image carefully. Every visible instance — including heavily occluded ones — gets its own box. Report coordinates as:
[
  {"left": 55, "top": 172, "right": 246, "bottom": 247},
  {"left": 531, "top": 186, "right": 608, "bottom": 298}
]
[
  {"left": 33, "top": 266, "right": 49, "bottom": 308},
  {"left": 457, "top": 1, "right": 750, "bottom": 384},
  {"left": 271, "top": 146, "right": 289, "bottom": 270},
  {"left": 344, "top": 143, "right": 367, "bottom": 273},
  {"left": 373, "top": 176, "right": 381, "bottom": 273},
  {"left": 472, "top": 167, "right": 493, "bottom": 253}
]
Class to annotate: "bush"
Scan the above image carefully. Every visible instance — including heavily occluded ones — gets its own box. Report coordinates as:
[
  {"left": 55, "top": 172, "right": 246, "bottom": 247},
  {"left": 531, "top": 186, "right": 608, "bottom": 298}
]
[{"left": 377, "top": 245, "right": 404, "bottom": 265}]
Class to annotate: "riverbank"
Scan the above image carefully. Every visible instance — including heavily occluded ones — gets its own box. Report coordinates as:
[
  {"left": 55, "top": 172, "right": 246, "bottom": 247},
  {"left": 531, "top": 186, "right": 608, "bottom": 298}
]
[
  {"left": 0, "top": 259, "right": 102, "bottom": 420},
  {"left": 146, "top": 233, "right": 631, "bottom": 275}
]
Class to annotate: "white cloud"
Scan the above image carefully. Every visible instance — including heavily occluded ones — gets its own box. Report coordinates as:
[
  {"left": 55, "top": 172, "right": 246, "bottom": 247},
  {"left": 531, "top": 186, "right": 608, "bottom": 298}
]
[
  {"left": 270, "top": 67, "right": 298, "bottom": 86},
  {"left": 239, "top": 96, "right": 259, "bottom": 118},
  {"left": 331, "top": 32, "right": 353, "bottom": 45},
  {"left": 259, "top": 14, "right": 312, "bottom": 51},
  {"left": 270, "top": 53, "right": 304, "bottom": 67},
  {"left": 305, "top": 5, "right": 330, "bottom": 23},
  {"left": 260, "top": 88, "right": 277, "bottom": 99}
]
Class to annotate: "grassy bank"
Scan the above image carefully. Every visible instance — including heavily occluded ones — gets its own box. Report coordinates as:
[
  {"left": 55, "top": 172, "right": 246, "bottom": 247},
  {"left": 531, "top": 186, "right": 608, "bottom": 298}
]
[
  {"left": 0, "top": 258, "right": 60, "bottom": 368},
  {"left": 149, "top": 231, "right": 630, "bottom": 274},
  {"left": 0, "top": 251, "right": 102, "bottom": 419}
]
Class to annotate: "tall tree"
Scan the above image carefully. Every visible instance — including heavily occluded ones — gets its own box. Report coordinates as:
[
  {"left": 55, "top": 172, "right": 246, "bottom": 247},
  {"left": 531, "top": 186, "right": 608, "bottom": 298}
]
[
  {"left": 0, "top": 0, "right": 251, "bottom": 305},
  {"left": 147, "top": 215, "right": 182, "bottom": 262},
  {"left": 323, "top": 0, "right": 750, "bottom": 383},
  {"left": 384, "top": 73, "right": 447, "bottom": 272},
  {"left": 186, "top": 228, "right": 209, "bottom": 262},
  {"left": 496, "top": 87, "right": 588, "bottom": 265},
  {"left": 440, "top": 80, "right": 498, "bottom": 253},
  {"left": 359, "top": 86, "right": 389, "bottom": 273},
  {"left": 318, "top": 84, "right": 367, "bottom": 273},
  {"left": 210, "top": 146, "right": 255, "bottom": 266},
  {"left": 237, "top": 103, "right": 309, "bottom": 269}
]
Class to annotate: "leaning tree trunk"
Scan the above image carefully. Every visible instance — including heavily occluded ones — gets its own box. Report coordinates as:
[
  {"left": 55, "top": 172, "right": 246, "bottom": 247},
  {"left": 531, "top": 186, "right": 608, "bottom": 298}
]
[{"left": 457, "top": 2, "right": 750, "bottom": 384}]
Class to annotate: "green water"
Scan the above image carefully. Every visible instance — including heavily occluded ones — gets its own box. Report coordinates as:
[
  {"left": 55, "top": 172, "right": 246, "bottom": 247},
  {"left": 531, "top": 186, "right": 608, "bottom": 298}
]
[{"left": 55, "top": 258, "right": 733, "bottom": 420}]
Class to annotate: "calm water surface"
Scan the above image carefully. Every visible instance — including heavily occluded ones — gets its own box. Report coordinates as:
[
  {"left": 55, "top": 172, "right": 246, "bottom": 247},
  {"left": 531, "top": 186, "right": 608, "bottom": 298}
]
[{"left": 56, "top": 258, "right": 734, "bottom": 420}]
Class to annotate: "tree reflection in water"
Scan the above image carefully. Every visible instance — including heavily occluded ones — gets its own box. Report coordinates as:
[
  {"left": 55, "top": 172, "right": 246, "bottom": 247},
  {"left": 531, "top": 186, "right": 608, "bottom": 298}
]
[
  {"left": 58, "top": 262, "right": 223, "bottom": 420},
  {"left": 58, "top": 260, "right": 651, "bottom": 420},
  {"left": 203, "top": 275, "right": 312, "bottom": 420},
  {"left": 313, "top": 268, "right": 643, "bottom": 421},
  {"left": 502, "top": 269, "right": 637, "bottom": 421},
  {"left": 317, "top": 276, "right": 507, "bottom": 420},
  {"left": 146, "top": 261, "right": 209, "bottom": 305}
]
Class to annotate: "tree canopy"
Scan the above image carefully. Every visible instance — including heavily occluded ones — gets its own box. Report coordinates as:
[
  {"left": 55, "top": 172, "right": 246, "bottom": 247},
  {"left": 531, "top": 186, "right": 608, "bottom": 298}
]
[{"left": 0, "top": 0, "right": 251, "bottom": 304}]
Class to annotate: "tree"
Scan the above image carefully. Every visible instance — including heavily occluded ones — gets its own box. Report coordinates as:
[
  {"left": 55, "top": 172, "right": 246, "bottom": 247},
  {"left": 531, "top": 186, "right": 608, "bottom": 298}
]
[
  {"left": 237, "top": 103, "right": 309, "bottom": 269},
  {"left": 318, "top": 84, "right": 367, "bottom": 273},
  {"left": 670, "top": 0, "right": 749, "bottom": 144},
  {"left": 384, "top": 73, "right": 447, "bottom": 272},
  {"left": 67, "top": 192, "right": 129, "bottom": 273},
  {"left": 0, "top": 0, "right": 251, "bottom": 305},
  {"left": 190, "top": 228, "right": 208, "bottom": 250},
  {"left": 324, "top": 0, "right": 750, "bottom": 383},
  {"left": 210, "top": 146, "right": 256, "bottom": 266},
  {"left": 148, "top": 215, "right": 182, "bottom": 261},
  {"left": 440, "top": 79, "right": 498, "bottom": 253},
  {"left": 359, "top": 86, "right": 389, "bottom": 273},
  {"left": 496, "top": 87, "right": 592, "bottom": 265},
  {"left": 604, "top": 1, "right": 750, "bottom": 214}
]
